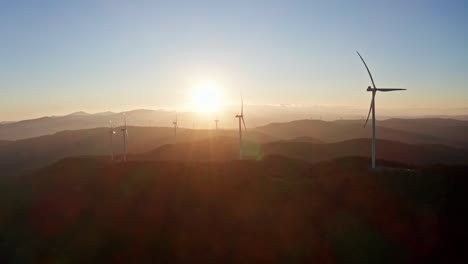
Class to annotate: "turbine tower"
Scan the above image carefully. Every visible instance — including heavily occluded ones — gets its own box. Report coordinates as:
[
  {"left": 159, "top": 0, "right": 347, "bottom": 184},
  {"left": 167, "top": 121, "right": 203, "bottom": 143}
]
[
  {"left": 235, "top": 95, "right": 247, "bottom": 160},
  {"left": 172, "top": 114, "right": 178, "bottom": 143},
  {"left": 357, "top": 51, "right": 406, "bottom": 169},
  {"left": 214, "top": 116, "right": 219, "bottom": 131},
  {"left": 121, "top": 114, "right": 128, "bottom": 162},
  {"left": 109, "top": 121, "right": 116, "bottom": 161}
]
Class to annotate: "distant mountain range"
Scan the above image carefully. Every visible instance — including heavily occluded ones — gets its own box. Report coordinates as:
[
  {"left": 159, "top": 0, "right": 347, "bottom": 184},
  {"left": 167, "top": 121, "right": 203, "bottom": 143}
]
[
  {"left": 0, "top": 110, "right": 176, "bottom": 140},
  {"left": 1, "top": 109, "right": 468, "bottom": 141}
]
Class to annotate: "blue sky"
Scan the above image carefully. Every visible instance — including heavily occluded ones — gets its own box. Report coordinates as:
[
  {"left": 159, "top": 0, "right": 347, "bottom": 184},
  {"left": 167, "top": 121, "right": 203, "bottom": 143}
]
[{"left": 0, "top": 0, "right": 467, "bottom": 120}]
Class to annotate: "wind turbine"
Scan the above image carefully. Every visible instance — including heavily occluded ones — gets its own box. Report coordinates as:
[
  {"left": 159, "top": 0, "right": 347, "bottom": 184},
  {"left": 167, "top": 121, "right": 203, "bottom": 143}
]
[
  {"left": 172, "top": 114, "right": 178, "bottom": 143},
  {"left": 356, "top": 51, "right": 406, "bottom": 169},
  {"left": 214, "top": 116, "right": 219, "bottom": 131},
  {"left": 235, "top": 94, "right": 247, "bottom": 160},
  {"left": 109, "top": 121, "right": 116, "bottom": 161},
  {"left": 121, "top": 114, "right": 128, "bottom": 162}
]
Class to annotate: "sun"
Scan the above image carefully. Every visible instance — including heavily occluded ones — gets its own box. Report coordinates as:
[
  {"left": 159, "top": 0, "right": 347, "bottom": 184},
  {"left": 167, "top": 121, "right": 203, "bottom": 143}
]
[{"left": 192, "top": 82, "right": 221, "bottom": 113}]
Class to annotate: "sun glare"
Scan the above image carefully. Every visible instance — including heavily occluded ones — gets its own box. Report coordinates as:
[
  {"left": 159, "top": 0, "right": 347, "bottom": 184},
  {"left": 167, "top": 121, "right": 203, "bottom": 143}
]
[{"left": 192, "top": 82, "right": 221, "bottom": 113}]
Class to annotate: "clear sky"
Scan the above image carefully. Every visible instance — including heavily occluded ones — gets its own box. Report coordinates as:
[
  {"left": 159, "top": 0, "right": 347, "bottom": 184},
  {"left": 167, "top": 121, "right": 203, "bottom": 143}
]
[{"left": 1, "top": 0, "right": 467, "bottom": 120}]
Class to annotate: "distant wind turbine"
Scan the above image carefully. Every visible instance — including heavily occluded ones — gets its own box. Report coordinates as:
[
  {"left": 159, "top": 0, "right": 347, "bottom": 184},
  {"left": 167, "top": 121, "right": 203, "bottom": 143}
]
[
  {"left": 235, "top": 94, "right": 247, "bottom": 159},
  {"left": 121, "top": 114, "right": 128, "bottom": 162},
  {"left": 357, "top": 51, "right": 406, "bottom": 169},
  {"left": 214, "top": 116, "right": 219, "bottom": 131},
  {"left": 172, "top": 114, "right": 178, "bottom": 143},
  {"left": 109, "top": 121, "right": 116, "bottom": 161}
]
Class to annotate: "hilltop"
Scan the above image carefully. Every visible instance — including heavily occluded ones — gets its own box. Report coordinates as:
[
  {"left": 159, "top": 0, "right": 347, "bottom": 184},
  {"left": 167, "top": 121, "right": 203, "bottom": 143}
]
[{"left": 0, "top": 157, "right": 466, "bottom": 263}]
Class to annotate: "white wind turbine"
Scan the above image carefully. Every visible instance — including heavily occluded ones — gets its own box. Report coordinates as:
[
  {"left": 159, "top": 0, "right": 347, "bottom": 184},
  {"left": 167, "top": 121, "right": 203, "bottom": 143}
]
[
  {"left": 356, "top": 51, "right": 406, "bottom": 169},
  {"left": 235, "top": 94, "right": 247, "bottom": 160},
  {"left": 172, "top": 114, "right": 178, "bottom": 143},
  {"left": 109, "top": 121, "right": 116, "bottom": 161},
  {"left": 121, "top": 114, "right": 128, "bottom": 162}
]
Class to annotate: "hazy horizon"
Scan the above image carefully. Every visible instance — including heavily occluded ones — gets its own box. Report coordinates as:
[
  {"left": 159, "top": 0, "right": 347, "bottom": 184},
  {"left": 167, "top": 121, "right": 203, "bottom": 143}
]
[{"left": 2, "top": 105, "right": 468, "bottom": 126}]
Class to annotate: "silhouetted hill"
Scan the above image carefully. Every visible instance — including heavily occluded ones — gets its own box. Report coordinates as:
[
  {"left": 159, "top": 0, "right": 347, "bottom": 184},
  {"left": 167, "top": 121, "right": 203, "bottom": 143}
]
[
  {"left": 0, "top": 107, "right": 319, "bottom": 140},
  {"left": 0, "top": 109, "right": 207, "bottom": 140},
  {"left": 261, "top": 139, "right": 468, "bottom": 166},
  {"left": 2, "top": 131, "right": 467, "bottom": 177},
  {"left": 138, "top": 136, "right": 268, "bottom": 162},
  {"left": 0, "top": 127, "right": 274, "bottom": 177},
  {"left": 1, "top": 157, "right": 466, "bottom": 263},
  {"left": 379, "top": 118, "right": 468, "bottom": 144},
  {"left": 68, "top": 111, "right": 92, "bottom": 116},
  {"left": 1, "top": 120, "right": 466, "bottom": 177},
  {"left": 288, "top": 136, "right": 324, "bottom": 144},
  {"left": 135, "top": 137, "right": 468, "bottom": 167},
  {"left": 2, "top": 111, "right": 466, "bottom": 148},
  {"left": 0, "top": 110, "right": 172, "bottom": 140},
  {"left": 256, "top": 119, "right": 468, "bottom": 148},
  {"left": 140, "top": 137, "right": 244, "bottom": 161}
]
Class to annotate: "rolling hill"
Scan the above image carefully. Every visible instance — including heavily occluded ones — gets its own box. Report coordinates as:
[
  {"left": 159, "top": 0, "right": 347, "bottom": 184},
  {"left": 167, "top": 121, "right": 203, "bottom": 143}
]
[
  {"left": 0, "top": 127, "right": 275, "bottom": 177},
  {"left": 378, "top": 118, "right": 468, "bottom": 143},
  {"left": 261, "top": 139, "right": 468, "bottom": 166},
  {"left": 256, "top": 119, "right": 468, "bottom": 148},
  {"left": 0, "top": 110, "right": 175, "bottom": 140},
  {"left": 136, "top": 137, "right": 468, "bottom": 167},
  {"left": 2, "top": 109, "right": 467, "bottom": 147},
  {"left": 1, "top": 117, "right": 467, "bottom": 177},
  {"left": 1, "top": 128, "right": 467, "bottom": 177}
]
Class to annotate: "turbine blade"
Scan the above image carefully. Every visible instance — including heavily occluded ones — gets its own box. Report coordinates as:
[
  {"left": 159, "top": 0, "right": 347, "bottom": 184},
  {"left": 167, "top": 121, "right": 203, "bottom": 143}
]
[
  {"left": 364, "top": 93, "right": 375, "bottom": 127},
  {"left": 242, "top": 117, "right": 246, "bottom": 130},
  {"left": 356, "top": 51, "right": 376, "bottom": 89},
  {"left": 241, "top": 93, "right": 244, "bottom": 115},
  {"left": 376, "top": 88, "right": 406, "bottom": 92}
]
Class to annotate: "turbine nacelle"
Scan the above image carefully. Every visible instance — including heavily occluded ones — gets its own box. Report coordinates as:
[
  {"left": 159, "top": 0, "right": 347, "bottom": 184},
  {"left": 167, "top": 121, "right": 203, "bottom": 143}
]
[{"left": 367, "top": 87, "right": 406, "bottom": 92}]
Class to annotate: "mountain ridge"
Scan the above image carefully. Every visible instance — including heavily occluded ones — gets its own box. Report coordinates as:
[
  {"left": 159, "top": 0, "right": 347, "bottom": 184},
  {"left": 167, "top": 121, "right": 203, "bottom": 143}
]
[{"left": 1, "top": 110, "right": 467, "bottom": 142}]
